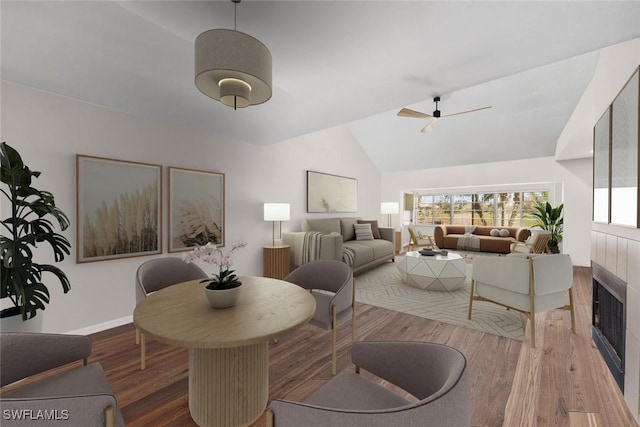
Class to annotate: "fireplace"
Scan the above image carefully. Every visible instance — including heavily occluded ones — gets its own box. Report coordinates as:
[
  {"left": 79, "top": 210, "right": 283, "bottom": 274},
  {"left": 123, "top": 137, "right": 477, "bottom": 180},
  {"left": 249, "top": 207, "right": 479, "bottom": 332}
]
[{"left": 591, "top": 261, "right": 626, "bottom": 391}]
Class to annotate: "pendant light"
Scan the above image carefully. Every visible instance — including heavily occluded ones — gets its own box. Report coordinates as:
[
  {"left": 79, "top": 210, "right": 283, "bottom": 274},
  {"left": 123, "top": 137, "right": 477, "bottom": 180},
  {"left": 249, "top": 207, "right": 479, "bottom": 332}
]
[{"left": 195, "top": 0, "right": 272, "bottom": 109}]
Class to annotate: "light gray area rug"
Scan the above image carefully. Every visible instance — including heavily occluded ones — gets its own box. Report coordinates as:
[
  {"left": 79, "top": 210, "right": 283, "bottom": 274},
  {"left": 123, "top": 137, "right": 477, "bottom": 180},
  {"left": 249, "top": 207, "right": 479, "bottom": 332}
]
[{"left": 355, "top": 254, "right": 524, "bottom": 341}]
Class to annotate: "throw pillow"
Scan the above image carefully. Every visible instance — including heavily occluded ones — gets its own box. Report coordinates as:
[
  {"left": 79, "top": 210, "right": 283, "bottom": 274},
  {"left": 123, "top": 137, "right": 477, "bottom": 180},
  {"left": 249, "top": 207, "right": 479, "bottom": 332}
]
[
  {"left": 357, "top": 219, "right": 381, "bottom": 239},
  {"left": 499, "top": 229, "right": 510, "bottom": 237},
  {"left": 490, "top": 228, "right": 500, "bottom": 237},
  {"left": 354, "top": 223, "right": 374, "bottom": 241}
]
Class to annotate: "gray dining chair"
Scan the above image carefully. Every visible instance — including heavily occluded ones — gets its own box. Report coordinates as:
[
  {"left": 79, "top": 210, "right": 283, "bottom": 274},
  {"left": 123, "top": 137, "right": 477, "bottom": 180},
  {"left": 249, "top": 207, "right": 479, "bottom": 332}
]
[
  {"left": 284, "top": 259, "right": 354, "bottom": 375},
  {"left": 0, "top": 332, "right": 125, "bottom": 427},
  {"left": 135, "top": 257, "right": 207, "bottom": 369},
  {"left": 267, "top": 341, "right": 471, "bottom": 427}
]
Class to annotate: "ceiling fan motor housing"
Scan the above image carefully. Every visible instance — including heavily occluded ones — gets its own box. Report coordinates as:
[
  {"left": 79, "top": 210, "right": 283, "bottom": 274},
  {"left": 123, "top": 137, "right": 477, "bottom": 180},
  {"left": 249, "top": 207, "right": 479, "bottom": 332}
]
[{"left": 433, "top": 96, "right": 441, "bottom": 117}]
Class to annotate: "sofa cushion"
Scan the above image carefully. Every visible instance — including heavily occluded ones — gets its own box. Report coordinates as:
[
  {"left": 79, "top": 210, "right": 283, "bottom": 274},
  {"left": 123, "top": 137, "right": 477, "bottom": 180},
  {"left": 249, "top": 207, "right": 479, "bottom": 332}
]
[
  {"left": 357, "top": 219, "right": 381, "bottom": 239},
  {"left": 303, "top": 218, "right": 341, "bottom": 235},
  {"left": 339, "top": 218, "right": 359, "bottom": 242},
  {"left": 499, "top": 229, "right": 510, "bottom": 237},
  {"left": 490, "top": 228, "right": 500, "bottom": 237},
  {"left": 354, "top": 223, "right": 374, "bottom": 241}
]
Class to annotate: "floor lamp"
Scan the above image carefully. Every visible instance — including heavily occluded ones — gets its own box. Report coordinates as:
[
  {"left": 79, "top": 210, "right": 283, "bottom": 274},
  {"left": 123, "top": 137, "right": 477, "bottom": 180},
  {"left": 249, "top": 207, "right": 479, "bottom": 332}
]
[
  {"left": 380, "top": 202, "right": 399, "bottom": 228},
  {"left": 264, "top": 203, "right": 290, "bottom": 247}
]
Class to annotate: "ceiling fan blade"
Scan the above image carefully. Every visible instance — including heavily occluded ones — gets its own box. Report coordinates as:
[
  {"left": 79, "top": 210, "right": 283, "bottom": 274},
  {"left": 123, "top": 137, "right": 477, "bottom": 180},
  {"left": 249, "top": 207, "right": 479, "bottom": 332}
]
[
  {"left": 421, "top": 118, "right": 438, "bottom": 134},
  {"left": 441, "top": 106, "right": 492, "bottom": 118},
  {"left": 397, "top": 108, "right": 433, "bottom": 119}
]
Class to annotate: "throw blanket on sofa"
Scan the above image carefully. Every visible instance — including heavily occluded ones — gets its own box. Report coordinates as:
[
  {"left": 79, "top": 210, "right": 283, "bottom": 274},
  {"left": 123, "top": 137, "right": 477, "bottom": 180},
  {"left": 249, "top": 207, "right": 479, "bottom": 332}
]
[
  {"left": 300, "top": 232, "right": 324, "bottom": 265},
  {"left": 342, "top": 247, "right": 355, "bottom": 267},
  {"left": 457, "top": 227, "right": 480, "bottom": 251}
]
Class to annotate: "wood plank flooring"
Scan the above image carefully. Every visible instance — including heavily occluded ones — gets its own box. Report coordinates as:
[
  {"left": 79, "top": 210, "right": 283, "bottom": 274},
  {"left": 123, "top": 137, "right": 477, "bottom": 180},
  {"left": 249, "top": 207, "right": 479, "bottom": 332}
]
[{"left": 4, "top": 266, "right": 637, "bottom": 426}]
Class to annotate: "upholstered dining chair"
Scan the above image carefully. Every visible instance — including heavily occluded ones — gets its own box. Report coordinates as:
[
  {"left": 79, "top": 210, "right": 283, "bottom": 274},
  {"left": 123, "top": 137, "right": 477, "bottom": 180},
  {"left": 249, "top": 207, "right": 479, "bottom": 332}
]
[
  {"left": 468, "top": 253, "right": 575, "bottom": 347},
  {"left": 284, "top": 259, "right": 354, "bottom": 375},
  {"left": 0, "top": 332, "right": 125, "bottom": 427},
  {"left": 510, "top": 230, "right": 551, "bottom": 254},
  {"left": 267, "top": 341, "right": 471, "bottom": 427},
  {"left": 408, "top": 227, "right": 437, "bottom": 251},
  {"left": 135, "top": 257, "right": 207, "bottom": 369}
]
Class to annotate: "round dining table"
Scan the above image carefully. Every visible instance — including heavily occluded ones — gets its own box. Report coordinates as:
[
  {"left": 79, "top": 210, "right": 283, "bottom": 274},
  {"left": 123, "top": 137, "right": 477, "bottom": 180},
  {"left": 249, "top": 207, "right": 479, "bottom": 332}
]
[{"left": 134, "top": 276, "right": 316, "bottom": 427}]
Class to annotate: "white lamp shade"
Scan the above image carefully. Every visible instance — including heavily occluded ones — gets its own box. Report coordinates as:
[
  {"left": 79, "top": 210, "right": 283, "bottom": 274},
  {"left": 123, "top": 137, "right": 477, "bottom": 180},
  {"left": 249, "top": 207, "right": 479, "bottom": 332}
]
[
  {"left": 381, "top": 202, "right": 400, "bottom": 215},
  {"left": 264, "top": 203, "right": 290, "bottom": 221}
]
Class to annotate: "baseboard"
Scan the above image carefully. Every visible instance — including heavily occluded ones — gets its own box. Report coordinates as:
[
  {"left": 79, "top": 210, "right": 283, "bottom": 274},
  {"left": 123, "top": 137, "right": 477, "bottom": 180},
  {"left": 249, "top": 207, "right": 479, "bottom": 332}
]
[{"left": 67, "top": 315, "right": 133, "bottom": 336}]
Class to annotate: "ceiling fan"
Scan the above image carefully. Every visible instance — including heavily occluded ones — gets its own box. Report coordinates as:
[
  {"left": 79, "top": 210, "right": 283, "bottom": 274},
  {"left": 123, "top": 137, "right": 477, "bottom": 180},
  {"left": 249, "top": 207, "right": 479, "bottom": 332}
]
[{"left": 397, "top": 96, "right": 492, "bottom": 134}]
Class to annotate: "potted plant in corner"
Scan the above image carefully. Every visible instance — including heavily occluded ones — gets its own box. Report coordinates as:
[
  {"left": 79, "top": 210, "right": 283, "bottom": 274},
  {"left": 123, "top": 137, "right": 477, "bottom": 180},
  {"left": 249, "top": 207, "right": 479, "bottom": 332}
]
[
  {"left": 531, "top": 201, "right": 563, "bottom": 254},
  {"left": 182, "top": 239, "right": 247, "bottom": 309},
  {"left": 1, "top": 142, "right": 71, "bottom": 320}
]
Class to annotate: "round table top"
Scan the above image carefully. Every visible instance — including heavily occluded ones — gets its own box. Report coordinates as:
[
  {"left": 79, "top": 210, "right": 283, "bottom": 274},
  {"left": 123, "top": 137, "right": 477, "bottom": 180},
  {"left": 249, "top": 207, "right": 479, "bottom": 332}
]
[{"left": 134, "top": 276, "right": 316, "bottom": 349}]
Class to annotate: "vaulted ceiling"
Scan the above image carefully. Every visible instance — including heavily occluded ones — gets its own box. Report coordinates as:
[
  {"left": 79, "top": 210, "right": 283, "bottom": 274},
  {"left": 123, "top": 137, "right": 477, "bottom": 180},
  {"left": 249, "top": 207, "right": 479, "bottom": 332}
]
[{"left": 2, "top": 1, "right": 639, "bottom": 171}]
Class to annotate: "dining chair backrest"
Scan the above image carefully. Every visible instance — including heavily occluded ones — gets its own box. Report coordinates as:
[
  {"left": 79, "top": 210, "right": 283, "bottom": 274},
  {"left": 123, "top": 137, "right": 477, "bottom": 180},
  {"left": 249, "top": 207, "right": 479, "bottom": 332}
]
[{"left": 135, "top": 257, "right": 207, "bottom": 302}]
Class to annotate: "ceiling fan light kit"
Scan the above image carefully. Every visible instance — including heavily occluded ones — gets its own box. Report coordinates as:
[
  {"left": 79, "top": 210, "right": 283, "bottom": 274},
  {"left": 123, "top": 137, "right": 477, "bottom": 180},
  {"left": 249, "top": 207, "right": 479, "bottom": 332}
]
[{"left": 195, "top": 0, "right": 272, "bottom": 110}]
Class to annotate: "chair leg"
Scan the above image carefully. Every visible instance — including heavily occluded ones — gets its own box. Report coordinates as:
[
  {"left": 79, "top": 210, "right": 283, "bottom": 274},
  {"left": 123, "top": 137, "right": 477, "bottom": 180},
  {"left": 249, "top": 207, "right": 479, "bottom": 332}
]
[
  {"left": 467, "top": 279, "right": 476, "bottom": 320},
  {"left": 351, "top": 278, "right": 356, "bottom": 342},
  {"left": 530, "top": 313, "right": 536, "bottom": 348},
  {"left": 140, "top": 333, "right": 146, "bottom": 370},
  {"left": 568, "top": 287, "right": 576, "bottom": 333},
  {"left": 104, "top": 406, "right": 115, "bottom": 427},
  {"left": 135, "top": 328, "right": 140, "bottom": 345},
  {"left": 331, "top": 305, "right": 337, "bottom": 376},
  {"left": 265, "top": 409, "right": 274, "bottom": 427}
]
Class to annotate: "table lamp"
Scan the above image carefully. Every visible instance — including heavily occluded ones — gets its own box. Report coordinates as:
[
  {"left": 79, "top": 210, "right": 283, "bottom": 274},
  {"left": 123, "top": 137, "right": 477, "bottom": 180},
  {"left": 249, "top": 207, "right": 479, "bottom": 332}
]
[
  {"left": 263, "top": 203, "right": 290, "bottom": 247},
  {"left": 380, "top": 202, "right": 399, "bottom": 228}
]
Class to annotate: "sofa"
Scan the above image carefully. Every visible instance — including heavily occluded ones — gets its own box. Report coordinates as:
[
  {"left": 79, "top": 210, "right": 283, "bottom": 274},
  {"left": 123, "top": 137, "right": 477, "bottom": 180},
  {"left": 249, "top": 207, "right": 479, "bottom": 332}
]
[
  {"left": 283, "top": 217, "right": 395, "bottom": 274},
  {"left": 434, "top": 225, "right": 530, "bottom": 254}
]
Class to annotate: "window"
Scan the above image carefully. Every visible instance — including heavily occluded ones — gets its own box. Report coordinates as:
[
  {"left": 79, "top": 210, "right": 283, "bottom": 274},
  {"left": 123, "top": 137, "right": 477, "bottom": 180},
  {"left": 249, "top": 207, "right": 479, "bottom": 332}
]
[{"left": 414, "top": 190, "right": 549, "bottom": 227}]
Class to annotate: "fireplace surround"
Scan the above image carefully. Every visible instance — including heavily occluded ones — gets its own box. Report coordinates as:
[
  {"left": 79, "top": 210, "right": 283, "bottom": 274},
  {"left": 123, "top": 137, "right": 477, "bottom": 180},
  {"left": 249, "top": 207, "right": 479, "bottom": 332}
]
[{"left": 592, "top": 261, "right": 627, "bottom": 391}]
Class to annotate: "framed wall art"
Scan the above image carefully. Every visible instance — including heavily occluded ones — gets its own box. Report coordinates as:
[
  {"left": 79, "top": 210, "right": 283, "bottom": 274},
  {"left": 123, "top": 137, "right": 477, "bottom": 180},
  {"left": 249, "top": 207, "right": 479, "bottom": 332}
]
[
  {"left": 307, "top": 171, "right": 357, "bottom": 213},
  {"left": 76, "top": 155, "right": 162, "bottom": 263},
  {"left": 169, "top": 166, "right": 225, "bottom": 252}
]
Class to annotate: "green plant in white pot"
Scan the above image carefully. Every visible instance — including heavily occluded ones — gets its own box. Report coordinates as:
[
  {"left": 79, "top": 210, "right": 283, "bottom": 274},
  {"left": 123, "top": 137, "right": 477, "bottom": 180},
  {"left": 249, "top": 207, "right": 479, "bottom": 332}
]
[
  {"left": 1, "top": 142, "right": 71, "bottom": 320},
  {"left": 530, "top": 201, "right": 563, "bottom": 254}
]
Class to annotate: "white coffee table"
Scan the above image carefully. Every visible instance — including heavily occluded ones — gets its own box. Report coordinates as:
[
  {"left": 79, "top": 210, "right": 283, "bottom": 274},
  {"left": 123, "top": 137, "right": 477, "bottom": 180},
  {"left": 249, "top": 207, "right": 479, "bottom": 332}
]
[{"left": 398, "top": 251, "right": 467, "bottom": 291}]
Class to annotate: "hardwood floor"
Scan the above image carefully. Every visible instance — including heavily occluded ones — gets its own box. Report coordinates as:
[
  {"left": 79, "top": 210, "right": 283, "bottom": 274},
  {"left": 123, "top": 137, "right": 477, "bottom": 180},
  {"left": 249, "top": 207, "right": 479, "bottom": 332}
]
[{"left": 8, "top": 266, "right": 635, "bottom": 426}]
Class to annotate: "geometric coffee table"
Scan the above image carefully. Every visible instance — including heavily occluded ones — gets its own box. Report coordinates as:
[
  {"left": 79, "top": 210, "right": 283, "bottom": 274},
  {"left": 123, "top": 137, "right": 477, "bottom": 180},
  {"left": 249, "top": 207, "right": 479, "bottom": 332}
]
[{"left": 397, "top": 251, "right": 467, "bottom": 292}]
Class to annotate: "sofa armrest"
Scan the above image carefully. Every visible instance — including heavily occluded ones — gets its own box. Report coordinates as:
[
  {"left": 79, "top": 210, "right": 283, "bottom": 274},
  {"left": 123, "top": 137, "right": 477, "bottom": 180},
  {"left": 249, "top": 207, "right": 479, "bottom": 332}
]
[
  {"left": 282, "top": 232, "right": 344, "bottom": 268},
  {"left": 515, "top": 228, "right": 531, "bottom": 242},
  {"left": 0, "top": 333, "right": 92, "bottom": 387},
  {"left": 378, "top": 227, "right": 394, "bottom": 244},
  {"left": 433, "top": 225, "right": 446, "bottom": 248}
]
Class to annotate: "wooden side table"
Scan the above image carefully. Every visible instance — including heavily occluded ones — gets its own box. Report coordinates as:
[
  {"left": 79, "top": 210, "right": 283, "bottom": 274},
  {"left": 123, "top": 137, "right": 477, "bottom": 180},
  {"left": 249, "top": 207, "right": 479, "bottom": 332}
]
[
  {"left": 395, "top": 230, "right": 402, "bottom": 254},
  {"left": 263, "top": 245, "right": 291, "bottom": 279}
]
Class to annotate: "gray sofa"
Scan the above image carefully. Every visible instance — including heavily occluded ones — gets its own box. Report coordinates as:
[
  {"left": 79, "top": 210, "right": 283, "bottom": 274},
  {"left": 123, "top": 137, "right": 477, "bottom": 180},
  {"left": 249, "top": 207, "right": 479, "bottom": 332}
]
[{"left": 283, "top": 217, "right": 395, "bottom": 274}]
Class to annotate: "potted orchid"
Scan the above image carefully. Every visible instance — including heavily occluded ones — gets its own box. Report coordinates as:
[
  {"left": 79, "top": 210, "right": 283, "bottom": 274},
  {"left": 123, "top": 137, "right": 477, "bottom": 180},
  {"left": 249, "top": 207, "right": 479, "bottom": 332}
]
[{"left": 182, "top": 240, "right": 247, "bottom": 308}]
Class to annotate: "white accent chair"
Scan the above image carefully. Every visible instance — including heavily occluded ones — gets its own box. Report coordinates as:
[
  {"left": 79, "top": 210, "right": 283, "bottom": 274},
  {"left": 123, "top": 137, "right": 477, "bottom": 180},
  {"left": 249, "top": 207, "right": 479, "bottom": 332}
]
[
  {"left": 284, "top": 259, "right": 354, "bottom": 375},
  {"left": 468, "top": 253, "right": 575, "bottom": 347},
  {"left": 510, "top": 230, "right": 551, "bottom": 254},
  {"left": 135, "top": 257, "right": 207, "bottom": 369}
]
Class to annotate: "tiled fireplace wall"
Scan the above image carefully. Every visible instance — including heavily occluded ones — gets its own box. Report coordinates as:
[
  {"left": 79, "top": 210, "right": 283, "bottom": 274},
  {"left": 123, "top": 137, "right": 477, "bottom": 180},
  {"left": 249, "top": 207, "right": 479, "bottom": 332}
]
[{"left": 592, "top": 229, "right": 640, "bottom": 422}]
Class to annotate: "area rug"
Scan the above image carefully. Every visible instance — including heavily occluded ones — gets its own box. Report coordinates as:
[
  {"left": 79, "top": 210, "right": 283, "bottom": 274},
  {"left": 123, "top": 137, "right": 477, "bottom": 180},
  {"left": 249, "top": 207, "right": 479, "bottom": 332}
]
[{"left": 355, "top": 254, "right": 524, "bottom": 340}]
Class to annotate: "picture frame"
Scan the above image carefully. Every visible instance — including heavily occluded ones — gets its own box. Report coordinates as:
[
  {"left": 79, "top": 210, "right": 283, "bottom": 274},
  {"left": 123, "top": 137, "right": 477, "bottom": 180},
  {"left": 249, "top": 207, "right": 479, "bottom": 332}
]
[
  {"left": 76, "top": 155, "right": 162, "bottom": 263},
  {"left": 307, "top": 171, "right": 358, "bottom": 213},
  {"left": 169, "top": 166, "right": 225, "bottom": 252}
]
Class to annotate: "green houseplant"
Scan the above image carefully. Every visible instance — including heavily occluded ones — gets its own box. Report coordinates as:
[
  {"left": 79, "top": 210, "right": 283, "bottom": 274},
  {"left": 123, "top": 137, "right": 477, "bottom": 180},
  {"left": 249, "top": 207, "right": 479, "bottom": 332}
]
[
  {"left": 530, "top": 201, "right": 564, "bottom": 253},
  {"left": 1, "top": 142, "right": 71, "bottom": 320}
]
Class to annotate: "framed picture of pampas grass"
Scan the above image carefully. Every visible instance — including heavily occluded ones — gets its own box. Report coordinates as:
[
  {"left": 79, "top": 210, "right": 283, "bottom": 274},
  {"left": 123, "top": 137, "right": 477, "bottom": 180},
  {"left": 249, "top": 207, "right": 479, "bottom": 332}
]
[
  {"left": 168, "top": 167, "right": 225, "bottom": 252},
  {"left": 76, "top": 155, "right": 162, "bottom": 263}
]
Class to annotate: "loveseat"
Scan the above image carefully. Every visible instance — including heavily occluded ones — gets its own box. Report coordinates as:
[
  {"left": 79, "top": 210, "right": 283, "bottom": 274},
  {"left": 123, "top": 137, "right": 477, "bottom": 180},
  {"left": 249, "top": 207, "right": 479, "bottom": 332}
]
[
  {"left": 434, "top": 225, "right": 530, "bottom": 254},
  {"left": 283, "top": 217, "right": 395, "bottom": 274}
]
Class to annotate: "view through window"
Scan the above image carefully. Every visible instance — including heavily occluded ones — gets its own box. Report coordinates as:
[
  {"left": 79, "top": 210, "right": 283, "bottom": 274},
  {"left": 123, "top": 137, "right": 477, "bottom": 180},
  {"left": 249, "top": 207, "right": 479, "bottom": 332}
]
[{"left": 415, "top": 191, "right": 549, "bottom": 227}]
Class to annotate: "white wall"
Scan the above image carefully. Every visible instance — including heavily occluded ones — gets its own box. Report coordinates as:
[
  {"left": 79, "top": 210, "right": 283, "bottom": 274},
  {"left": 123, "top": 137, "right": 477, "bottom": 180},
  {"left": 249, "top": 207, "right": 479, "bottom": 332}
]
[
  {"left": 381, "top": 156, "right": 593, "bottom": 267},
  {"left": 0, "top": 81, "right": 381, "bottom": 333}
]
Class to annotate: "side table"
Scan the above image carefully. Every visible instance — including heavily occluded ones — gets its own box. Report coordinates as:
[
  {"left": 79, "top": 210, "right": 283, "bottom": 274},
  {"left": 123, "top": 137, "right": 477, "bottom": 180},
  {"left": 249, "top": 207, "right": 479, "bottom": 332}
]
[{"left": 263, "top": 245, "right": 291, "bottom": 279}]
